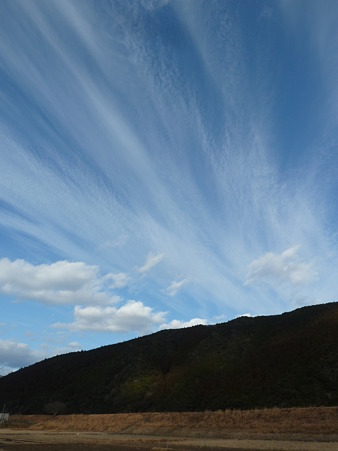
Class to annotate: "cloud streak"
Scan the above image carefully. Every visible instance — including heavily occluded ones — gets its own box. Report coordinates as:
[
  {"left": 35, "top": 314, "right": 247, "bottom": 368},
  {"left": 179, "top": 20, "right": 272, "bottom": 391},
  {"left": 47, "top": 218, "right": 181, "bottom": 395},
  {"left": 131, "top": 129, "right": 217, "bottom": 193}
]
[
  {"left": 138, "top": 253, "right": 164, "bottom": 274},
  {"left": 166, "top": 279, "right": 187, "bottom": 296}
]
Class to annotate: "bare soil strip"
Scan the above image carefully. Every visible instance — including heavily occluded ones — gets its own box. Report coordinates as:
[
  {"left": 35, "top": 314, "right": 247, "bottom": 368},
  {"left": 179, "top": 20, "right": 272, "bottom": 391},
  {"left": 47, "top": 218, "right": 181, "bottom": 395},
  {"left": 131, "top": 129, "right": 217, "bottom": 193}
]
[{"left": 1, "top": 430, "right": 338, "bottom": 451}]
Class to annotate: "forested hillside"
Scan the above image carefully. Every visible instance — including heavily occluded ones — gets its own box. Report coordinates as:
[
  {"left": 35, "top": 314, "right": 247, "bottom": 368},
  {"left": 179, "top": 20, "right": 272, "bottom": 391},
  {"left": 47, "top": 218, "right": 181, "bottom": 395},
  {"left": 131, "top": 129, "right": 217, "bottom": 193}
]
[{"left": 1, "top": 302, "right": 337, "bottom": 414}]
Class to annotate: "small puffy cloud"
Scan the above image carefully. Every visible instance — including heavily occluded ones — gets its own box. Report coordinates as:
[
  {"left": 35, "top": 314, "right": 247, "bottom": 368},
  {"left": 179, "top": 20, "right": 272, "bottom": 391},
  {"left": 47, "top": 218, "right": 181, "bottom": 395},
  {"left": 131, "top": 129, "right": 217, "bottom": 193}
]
[
  {"left": 52, "top": 341, "right": 83, "bottom": 356},
  {"left": 0, "top": 258, "right": 119, "bottom": 305},
  {"left": 105, "top": 272, "right": 129, "bottom": 289},
  {"left": 54, "top": 300, "right": 167, "bottom": 334},
  {"left": 166, "top": 279, "right": 187, "bottom": 296},
  {"left": 0, "top": 339, "right": 41, "bottom": 375},
  {"left": 245, "top": 246, "right": 317, "bottom": 287},
  {"left": 212, "top": 314, "right": 227, "bottom": 323},
  {"left": 137, "top": 252, "right": 164, "bottom": 274},
  {"left": 160, "top": 318, "right": 207, "bottom": 330}
]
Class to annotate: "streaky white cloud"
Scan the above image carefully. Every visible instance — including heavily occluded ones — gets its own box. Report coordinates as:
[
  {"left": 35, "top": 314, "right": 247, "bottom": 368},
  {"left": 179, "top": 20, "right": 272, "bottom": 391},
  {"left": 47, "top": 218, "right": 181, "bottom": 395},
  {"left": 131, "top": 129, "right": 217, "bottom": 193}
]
[
  {"left": 160, "top": 318, "right": 207, "bottom": 330},
  {"left": 137, "top": 252, "right": 164, "bottom": 274},
  {"left": 245, "top": 246, "right": 318, "bottom": 287},
  {"left": 166, "top": 279, "right": 187, "bottom": 296},
  {"left": 141, "top": 0, "right": 170, "bottom": 11},
  {"left": 99, "top": 235, "right": 128, "bottom": 250},
  {"left": 0, "top": 258, "right": 119, "bottom": 305},
  {"left": 0, "top": 339, "right": 41, "bottom": 375},
  {"left": 54, "top": 300, "right": 166, "bottom": 334}
]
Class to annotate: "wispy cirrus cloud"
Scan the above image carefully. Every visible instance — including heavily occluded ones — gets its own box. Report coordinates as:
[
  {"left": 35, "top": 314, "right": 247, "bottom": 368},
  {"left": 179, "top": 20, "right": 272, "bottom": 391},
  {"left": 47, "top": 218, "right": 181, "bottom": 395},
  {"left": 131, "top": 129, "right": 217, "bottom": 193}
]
[
  {"left": 0, "top": 0, "right": 330, "bottom": 317},
  {"left": 137, "top": 253, "right": 164, "bottom": 274},
  {"left": 166, "top": 279, "right": 187, "bottom": 296},
  {"left": 98, "top": 235, "right": 128, "bottom": 250}
]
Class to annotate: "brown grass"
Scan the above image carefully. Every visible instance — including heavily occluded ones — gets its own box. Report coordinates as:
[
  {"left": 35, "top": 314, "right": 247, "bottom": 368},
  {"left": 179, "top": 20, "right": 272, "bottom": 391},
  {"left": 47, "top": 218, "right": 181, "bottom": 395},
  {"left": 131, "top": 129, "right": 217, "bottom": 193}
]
[{"left": 9, "top": 406, "right": 338, "bottom": 437}]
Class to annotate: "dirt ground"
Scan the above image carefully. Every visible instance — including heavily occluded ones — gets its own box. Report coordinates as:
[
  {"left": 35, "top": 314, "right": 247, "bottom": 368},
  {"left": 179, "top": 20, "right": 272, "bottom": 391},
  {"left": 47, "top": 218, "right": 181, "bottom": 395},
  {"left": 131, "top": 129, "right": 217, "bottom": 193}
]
[
  {"left": 1, "top": 407, "right": 337, "bottom": 450},
  {"left": 1, "top": 429, "right": 338, "bottom": 451}
]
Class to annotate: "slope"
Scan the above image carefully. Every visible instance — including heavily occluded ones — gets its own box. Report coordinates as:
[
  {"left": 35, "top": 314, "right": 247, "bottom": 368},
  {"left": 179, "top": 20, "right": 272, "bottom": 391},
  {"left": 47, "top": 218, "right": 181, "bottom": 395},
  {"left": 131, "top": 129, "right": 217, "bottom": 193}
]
[{"left": 0, "top": 302, "right": 337, "bottom": 413}]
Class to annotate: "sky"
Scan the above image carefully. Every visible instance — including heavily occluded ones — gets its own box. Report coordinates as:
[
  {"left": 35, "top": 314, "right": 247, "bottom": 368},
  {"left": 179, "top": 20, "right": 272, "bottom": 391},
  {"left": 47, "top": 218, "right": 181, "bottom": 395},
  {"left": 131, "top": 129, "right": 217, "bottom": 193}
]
[{"left": 1, "top": 0, "right": 338, "bottom": 375}]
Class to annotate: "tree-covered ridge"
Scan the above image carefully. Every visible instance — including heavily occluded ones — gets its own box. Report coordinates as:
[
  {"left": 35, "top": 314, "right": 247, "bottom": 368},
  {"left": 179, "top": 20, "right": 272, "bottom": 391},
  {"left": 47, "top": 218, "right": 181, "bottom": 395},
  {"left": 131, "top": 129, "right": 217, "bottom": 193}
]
[{"left": 0, "top": 302, "right": 337, "bottom": 414}]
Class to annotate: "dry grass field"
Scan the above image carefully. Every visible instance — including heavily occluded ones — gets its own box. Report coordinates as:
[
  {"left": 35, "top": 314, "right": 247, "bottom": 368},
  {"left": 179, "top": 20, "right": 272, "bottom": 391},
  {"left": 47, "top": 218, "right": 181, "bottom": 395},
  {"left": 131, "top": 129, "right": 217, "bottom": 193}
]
[{"left": 1, "top": 406, "right": 338, "bottom": 450}]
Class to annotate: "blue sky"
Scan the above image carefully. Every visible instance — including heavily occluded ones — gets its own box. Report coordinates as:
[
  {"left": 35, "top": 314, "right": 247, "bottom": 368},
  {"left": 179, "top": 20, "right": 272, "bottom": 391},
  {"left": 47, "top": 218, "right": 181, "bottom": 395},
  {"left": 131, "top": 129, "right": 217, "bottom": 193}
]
[{"left": 1, "top": 0, "right": 338, "bottom": 374}]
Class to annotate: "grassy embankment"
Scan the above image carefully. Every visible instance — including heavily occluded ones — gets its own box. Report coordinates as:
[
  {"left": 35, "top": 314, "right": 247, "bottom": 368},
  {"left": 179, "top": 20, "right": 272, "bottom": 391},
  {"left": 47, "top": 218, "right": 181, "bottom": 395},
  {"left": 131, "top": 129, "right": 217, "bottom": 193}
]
[{"left": 9, "top": 406, "right": 338, "bottom": 437}]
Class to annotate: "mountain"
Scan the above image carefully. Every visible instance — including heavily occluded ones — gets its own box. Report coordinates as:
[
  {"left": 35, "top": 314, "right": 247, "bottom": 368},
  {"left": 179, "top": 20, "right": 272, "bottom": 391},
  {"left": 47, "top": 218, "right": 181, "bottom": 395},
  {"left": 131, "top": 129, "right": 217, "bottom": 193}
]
[{"left": 1, "top": 302, "right": 337, "bottom": 414}]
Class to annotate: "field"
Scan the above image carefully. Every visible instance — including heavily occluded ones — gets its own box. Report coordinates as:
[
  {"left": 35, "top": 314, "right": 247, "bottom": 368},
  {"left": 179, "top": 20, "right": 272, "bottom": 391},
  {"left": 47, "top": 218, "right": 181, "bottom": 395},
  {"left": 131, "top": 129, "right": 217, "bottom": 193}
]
[{"left": 1, "top": 407, "right": 338, "bottom": 450}]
